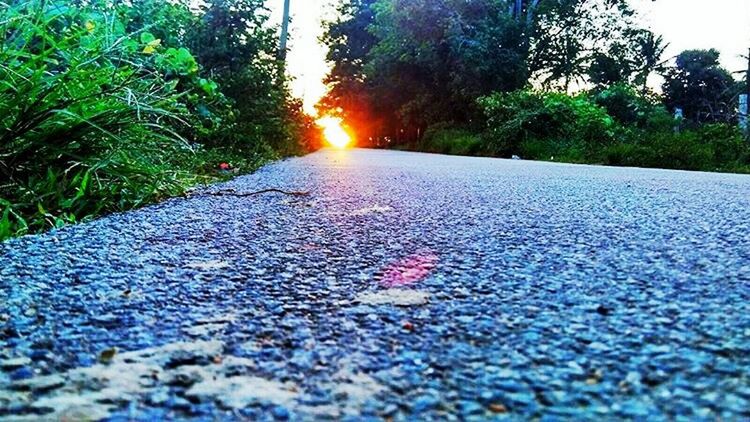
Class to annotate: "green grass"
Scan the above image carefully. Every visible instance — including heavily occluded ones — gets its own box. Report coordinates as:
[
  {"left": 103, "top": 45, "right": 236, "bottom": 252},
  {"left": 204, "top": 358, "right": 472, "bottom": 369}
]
[
  {"left": 0, "top": 145, "right": 275, "bottom": 242},
  {"left": 0, "top": 1, "right": 303, "bottom": 242},
  {"left": 405, "top": 123, "right": 750, "bottom": 175},
  {"left": 417, "top": 126, "right": 485, "bottom": 156}
]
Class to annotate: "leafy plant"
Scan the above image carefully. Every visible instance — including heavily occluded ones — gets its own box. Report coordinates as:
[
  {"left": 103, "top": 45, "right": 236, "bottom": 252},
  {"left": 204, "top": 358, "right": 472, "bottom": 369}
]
[
  {"left": 1, "top": 0, "right": 317, "bottom": 242},
  {"left": 591, "top": 84, "right": 672, "bottom": 129},
  {"left": 478, "top": 90, "right": 615, "bottom": 157},
  {"left": 419, "top": 124, "right": 484, "bottom": 156},
  {"left": 477, "top": 88, "right": 749, "bottom": 172},
  {"left": 0, "top": 1, "right": 196, "bottom": 238}
]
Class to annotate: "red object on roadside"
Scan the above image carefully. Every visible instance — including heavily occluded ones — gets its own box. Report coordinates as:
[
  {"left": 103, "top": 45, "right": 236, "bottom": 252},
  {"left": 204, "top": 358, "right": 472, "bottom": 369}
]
[{"left": 219, "top": 162, "right": 230, "bottom": 170}]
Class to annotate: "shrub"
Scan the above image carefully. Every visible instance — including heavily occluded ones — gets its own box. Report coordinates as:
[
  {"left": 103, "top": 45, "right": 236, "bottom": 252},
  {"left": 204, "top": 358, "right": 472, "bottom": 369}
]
[
  {"left": 1, "top": 1, "right": 321, "bottom": 242},
  {"left": 477, "top": 88, "right": 749, "bottom": 172},
  {"left": 419, "top": 124, "right": 484, "bottom": 156},
  {"left": 697, "top": 124, "right": 748, "bottom": 166},
  {"left": 478, "top": 90, "right": 615, "bottom": 157},
  {"left": 602, "top": 124, "right": 749, "bottom": 171},
  {"left": 0, "top": 1, "right": 198, "bottom": 238},
  {"left": 591, "top": 84, "right": 673, "bottom": 130}
]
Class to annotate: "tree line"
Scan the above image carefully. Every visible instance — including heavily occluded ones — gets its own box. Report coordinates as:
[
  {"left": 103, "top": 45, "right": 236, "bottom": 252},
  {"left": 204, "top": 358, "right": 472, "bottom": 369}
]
[{"left": 320, "top": 0, "right": 748, "bottom": 171}]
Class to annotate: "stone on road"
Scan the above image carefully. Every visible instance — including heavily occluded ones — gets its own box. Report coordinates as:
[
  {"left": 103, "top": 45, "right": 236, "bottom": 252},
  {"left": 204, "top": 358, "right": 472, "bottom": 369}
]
[{"left": 2, "top": 148, "right": 750, "bottom": 420}]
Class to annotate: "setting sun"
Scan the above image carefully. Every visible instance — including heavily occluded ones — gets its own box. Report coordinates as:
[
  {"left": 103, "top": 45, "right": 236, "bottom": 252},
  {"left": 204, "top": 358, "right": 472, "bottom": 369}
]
[{"left": 317, "top": 116, "right": 352, "bottom": 148}]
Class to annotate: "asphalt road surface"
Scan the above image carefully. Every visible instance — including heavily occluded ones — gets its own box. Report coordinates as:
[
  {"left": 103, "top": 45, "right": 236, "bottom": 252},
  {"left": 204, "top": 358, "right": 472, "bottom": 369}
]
[{"left": 2, "top": 148, "right": 750, "bottom": 420}]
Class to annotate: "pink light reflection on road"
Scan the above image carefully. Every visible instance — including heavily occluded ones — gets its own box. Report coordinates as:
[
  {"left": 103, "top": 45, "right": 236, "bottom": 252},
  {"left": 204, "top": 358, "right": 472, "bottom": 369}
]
[{"left": 378, "top": 251, "right": 438, "bottom": 288}]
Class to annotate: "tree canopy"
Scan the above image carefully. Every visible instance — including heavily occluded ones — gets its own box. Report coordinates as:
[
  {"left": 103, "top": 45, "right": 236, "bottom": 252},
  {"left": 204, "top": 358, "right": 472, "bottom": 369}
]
[
  {"left": 319, "top": 0, "right": 666, "bottom": 141},
  {"left": 662, "top": 49, "right": 742, "bottom": 124}
]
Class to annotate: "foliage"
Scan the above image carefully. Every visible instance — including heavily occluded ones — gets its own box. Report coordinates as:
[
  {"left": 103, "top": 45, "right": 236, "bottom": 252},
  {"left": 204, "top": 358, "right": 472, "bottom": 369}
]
[
  {"left": 585, "top": 29, "right": 667, "bottom": 91},
  {"left": 602, "top": 125, "right": 749, "bottom": 172},
  {"left": 591, "top": 84, "right": 672, "bottom": 129},
  {"left": 1, "top": 0, "right": 320, "bottom": 241},
  {"left": 479, "top": 90, "right": 615, "bottom": 157},
  {"left": 662, "top": 49, "right": 741, "bottom": 124},
  {"left": 318, "top": 0, "right": 748, "bottom": 177},
  {"left": 366, "top": 0, "right": 528, "bottom": 129},
  {"left": 120, "top": 0, "right": 196, "bottom": 48},
  {"left": 629, "top": 30, "right": 669, "bottom": 92},
  {"left": 185, "top": 0, "right": 318, "bottom": 154},
  {"left": 588, "top": 53, "right": 629, "bottom": 88},
  {"left": 418, "top": 124, "right": 484, "bottom": 156},
  {"left": 319, "top": 0, "right": 389, "bottom": 143},
  {"left": 476, "top": 88, "right": 749, "bottom": 173},
  {"left": 321, "top": 0, "right": 650, "bottom": 143},
  {"left": 0, "top": 0, "right": 193, "bottom": 239},
  {"left": 529, "top": 0, "right": 634, "bottom": 91}
]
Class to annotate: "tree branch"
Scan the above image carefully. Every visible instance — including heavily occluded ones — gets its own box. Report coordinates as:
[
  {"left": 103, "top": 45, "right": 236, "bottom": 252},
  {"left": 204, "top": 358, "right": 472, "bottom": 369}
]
[{"left": 188, "top": 188, "right": 310, "bottom": 198}]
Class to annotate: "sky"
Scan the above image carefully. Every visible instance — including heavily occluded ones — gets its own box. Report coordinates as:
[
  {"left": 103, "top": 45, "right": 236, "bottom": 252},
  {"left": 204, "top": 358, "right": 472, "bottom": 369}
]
[
  {"left": 631, "top": 0, "right": 750, "bottom": 83},
  {"left": 268, "top": 0, "right": 750, "bottom": 116},
  {"left": 268, "top": 0, "right": 340, "bottom": 115}
]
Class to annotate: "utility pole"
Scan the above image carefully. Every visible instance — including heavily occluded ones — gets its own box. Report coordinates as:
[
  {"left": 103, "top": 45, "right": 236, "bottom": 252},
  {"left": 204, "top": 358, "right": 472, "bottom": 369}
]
[{"left": 278, "top": 0, "right": 291, "bottom": 62}]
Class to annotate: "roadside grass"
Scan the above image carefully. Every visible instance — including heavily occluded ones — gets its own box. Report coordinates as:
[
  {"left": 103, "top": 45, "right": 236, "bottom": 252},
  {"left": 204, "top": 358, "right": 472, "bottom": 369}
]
[
  {"left": 407, "top": 87, "right": 750, "bottom": 174},
  {"left": 0, "top": 1, "right": 312, "bottom": 242},
  {"left": 0, "top": 146, "right": 275, "bottom": 242},
  {"left": 407, "top": 126, "right": 750, "bottom": 174},
  {"left": 418, "top": 126, "right": 485, "bottom": 156}
]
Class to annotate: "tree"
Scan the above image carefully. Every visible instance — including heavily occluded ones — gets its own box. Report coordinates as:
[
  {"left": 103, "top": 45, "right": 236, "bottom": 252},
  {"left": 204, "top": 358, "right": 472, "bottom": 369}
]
[
  {"left": 662, "top": 49, "right": 740, "bottom": 124},
  {"left": 587, "top": 29, "right": 667, "bottom": 91},
  {"left": 185, "top": 0, "right": 276, "bottom": 77},
  {"left": 181, "top": 0, "right": 315, "bottom": 153},
  {"left": 589, "top": 52, "right": 630, "bottom": 88},
  {"left": 318, "top": 0, "right": 381, "bottom": 143},
  {"left": 630, "top": 30, "right": 668, "bottom": 93},
  {"left": 361, "top": 0, "right": 529, "bottom": 138},
  {"left": 321, "top": 0, "right": 646, "bottom": 142},
  {"left": 528, "top": 0, "right": 637, "bottom": 91}
]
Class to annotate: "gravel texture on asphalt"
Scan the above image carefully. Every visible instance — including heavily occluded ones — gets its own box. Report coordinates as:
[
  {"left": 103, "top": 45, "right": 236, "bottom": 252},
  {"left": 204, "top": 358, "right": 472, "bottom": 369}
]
[{"left": 2, "top": 148, "right": 750, "bottom": 421}]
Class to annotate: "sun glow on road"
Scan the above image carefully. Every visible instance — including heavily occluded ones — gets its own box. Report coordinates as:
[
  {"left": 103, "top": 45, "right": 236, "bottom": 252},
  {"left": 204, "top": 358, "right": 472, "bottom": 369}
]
[{"left": 317, "top": 116, "right": 352, "bottom": 149}]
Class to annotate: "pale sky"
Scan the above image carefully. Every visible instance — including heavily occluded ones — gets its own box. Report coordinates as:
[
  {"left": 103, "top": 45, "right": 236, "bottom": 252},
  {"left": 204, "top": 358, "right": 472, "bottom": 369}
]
[
  {"left": 268, "top": 0, "right": 750, "bottom": 115},
  {"left": 631, "top": 0, "right": 750, "bottom": 82},
  {"left": 268, "top": 0, "right": 340, "bottom": 115}
]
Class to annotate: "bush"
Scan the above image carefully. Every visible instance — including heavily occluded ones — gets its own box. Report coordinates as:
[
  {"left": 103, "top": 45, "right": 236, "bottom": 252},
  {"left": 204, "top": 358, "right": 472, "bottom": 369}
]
[
  {"left": 0, "top": 1, "right": 195, "bottom": 239},
  {"left": 519, "top": 139, "right": 588, "bottom": 163},
  {"left": 477, "top": 88, "right": 749, "bottom": 172},
  {"left": 591, "top": 84, "right": 673, "bottom": 130},
  {"left": 602, "top": 124, "right": 749, "bottom": 171},
  {"left": 0, "top": 1, "right": 317, "bottom": 241},
  {"left": 419, "top": 124, "right": 484, "bottom": 156},
  {"left": 478, "top": 90, "right": 615, "bottom": 158},
  {"left": 697, "top": 124, "right": 749, "bottom": 166}
]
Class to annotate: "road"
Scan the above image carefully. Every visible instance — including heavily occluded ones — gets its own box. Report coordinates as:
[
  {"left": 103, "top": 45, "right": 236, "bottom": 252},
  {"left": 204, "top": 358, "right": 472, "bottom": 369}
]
[{"left": 2, "top": 148, "right": 750, "bottom": 420}]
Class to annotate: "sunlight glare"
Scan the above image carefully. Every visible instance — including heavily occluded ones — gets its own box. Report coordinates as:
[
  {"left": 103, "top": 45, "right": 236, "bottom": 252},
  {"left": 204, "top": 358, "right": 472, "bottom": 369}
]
[{"left": 317, "top": 116, "right": 352, "bottom": 148}]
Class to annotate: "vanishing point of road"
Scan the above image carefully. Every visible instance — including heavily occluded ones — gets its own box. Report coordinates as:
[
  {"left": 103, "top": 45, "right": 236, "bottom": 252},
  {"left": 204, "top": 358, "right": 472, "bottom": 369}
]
[{"left": 2, "top": 148, "right": 750, "bottom": 420}]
